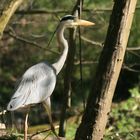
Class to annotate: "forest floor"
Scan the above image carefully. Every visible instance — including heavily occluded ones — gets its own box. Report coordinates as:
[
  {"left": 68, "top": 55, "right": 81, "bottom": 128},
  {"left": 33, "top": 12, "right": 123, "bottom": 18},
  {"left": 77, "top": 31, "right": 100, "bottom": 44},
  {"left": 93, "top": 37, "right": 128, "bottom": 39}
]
[{"left": 0, "top": 87, "right": 140, "bottom": 140}]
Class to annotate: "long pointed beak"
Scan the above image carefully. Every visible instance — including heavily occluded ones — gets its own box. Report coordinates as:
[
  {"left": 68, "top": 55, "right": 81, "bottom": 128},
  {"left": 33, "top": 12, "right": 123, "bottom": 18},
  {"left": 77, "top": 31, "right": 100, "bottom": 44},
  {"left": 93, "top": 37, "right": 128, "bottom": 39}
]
[{"left": 72, "top": 19, "right": 95, "bottom": 26}]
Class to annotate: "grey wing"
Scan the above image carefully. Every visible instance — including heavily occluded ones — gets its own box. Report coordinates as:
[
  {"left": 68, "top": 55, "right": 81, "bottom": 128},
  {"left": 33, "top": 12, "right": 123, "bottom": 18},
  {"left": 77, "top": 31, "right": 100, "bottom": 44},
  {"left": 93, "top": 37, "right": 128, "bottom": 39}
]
[{"left": 7, "top": 62, "right": 56, "bottom": 111}]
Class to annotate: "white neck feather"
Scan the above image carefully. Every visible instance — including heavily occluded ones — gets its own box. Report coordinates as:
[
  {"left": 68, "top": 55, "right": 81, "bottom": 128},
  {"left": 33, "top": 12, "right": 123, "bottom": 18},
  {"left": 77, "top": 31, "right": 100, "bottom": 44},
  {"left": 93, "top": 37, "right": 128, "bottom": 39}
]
[{"left": 52, "top": 24, "right": 68, "bottom": 75}]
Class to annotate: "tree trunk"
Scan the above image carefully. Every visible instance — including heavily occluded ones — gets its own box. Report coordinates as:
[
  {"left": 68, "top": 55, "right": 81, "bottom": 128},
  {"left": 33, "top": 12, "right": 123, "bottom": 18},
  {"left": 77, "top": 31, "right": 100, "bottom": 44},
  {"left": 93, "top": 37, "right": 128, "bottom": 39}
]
[
  {"left": 74, "top": 0, "right": 137, "bottom": 140},
  {"left": 0, "top": 0, "right": 24, "bottom": 40}
]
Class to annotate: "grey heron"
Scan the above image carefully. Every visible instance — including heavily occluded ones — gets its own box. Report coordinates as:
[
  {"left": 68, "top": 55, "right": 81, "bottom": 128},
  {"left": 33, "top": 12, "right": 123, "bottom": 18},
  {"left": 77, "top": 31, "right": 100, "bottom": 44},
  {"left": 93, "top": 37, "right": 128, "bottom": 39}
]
[{"left": 7, "top": 15, "right": 94, "bottom": 140}]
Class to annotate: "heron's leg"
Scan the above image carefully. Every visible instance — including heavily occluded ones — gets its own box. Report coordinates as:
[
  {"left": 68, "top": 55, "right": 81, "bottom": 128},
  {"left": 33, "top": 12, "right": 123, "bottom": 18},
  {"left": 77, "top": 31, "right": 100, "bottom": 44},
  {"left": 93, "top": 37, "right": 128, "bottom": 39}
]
[
  {"left": 43, "top": 98, "right": 59, "bottom": 139},
  {"left": 24, "top": 109, "right": 29, "bottom": 140}
]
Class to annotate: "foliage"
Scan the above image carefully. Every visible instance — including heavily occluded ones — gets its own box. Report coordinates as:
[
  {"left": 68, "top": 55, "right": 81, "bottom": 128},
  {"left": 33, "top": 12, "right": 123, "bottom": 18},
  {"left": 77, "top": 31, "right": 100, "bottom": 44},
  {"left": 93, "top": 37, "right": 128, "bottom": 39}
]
[
  {"left": 105, "top": 87, "right": 140, "bottom": 140},
  {"left": 0, "top": 134, "right": 23, "bottom": 140},
  {"left": 24, "top": 87, "right": 140, "bottom": 139}
]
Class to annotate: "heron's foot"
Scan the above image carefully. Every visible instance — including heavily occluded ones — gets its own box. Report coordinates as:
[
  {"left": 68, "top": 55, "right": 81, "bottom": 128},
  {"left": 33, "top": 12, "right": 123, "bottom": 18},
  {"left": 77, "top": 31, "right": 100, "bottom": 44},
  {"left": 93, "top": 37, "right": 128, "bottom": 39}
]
[{"left": 51, "top": 125, "right": 61, "bottom": 140}]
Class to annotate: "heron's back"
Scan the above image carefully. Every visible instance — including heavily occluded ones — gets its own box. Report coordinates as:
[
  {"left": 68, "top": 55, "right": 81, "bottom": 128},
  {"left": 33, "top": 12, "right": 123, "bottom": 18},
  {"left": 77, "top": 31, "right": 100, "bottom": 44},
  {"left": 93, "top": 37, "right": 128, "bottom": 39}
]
[{"left": 7, "top": 62, "right": 56, "bottom": 111}]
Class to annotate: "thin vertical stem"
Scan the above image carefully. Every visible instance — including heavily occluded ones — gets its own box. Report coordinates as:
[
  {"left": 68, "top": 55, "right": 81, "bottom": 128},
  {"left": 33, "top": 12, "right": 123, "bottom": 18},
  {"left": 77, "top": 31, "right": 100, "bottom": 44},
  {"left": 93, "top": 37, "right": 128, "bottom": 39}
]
[
  {"left": 78, "top": 0, "right": 86, "bottom": 110},
  {"left": 24, "top": 112, "right": 29, "bottom": 140},
  {"left": 58, "top": 0, "right": 83, "bottom": 137}
]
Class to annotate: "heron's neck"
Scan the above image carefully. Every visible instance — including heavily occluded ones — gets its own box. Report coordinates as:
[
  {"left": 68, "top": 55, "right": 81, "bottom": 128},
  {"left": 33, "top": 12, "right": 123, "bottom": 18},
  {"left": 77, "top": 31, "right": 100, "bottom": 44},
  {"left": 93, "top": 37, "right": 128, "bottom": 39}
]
[{"left": 52, "top": 25, "right": 68, "bottom": 75}]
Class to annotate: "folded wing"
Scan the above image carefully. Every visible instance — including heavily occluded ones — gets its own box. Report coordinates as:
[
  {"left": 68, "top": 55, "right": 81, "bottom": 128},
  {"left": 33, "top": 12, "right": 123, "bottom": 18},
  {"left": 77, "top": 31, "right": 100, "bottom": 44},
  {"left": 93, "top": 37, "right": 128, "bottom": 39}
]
[{"left": 7, "top": 62, "right": 56, "bottom": 111}]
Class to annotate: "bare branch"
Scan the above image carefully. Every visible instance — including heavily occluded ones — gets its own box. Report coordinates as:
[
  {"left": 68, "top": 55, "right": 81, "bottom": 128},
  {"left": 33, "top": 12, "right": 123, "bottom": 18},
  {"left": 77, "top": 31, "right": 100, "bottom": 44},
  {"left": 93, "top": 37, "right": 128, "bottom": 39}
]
[
  {"left": 4, "top": 28, "right": 59, "bottom": 55},
  {"left": 127, "top": 46, "right": 140, "bottom": 51},
  {"left": 127, "top": 50, "right": 140, "bottom": 58},
  {"left": 80, "top": 36, "right": 103, "bottom": 47},
  {"left": 0, "top": 5, "right": 139, "bottom": 16},
  {"left": 30, "top": 125, "right": 59, "bottom": 139},
  {"left": 123, "top": 64, "right": 140, "bottom": 73},
  {"left": 30, "top": 129, "right": 51, "bottom": 139},
  {"left": 74, "top": 60, "right": 98, "bottom": 65},
  {"left": 14, "top": 9, "right": 68, "bottom": 15}
]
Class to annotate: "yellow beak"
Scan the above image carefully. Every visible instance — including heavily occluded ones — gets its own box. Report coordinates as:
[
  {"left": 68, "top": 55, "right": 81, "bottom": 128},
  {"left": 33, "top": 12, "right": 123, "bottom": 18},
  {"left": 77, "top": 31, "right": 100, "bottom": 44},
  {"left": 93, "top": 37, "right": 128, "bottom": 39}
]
[{"left": 72, "top": 19, "right": 95, "bottom": 26}]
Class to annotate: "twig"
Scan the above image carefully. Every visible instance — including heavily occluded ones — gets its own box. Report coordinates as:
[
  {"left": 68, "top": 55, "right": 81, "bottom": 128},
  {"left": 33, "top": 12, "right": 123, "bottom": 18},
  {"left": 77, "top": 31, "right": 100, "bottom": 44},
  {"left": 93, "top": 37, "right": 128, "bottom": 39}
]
[
  {"left": 127, "top": 50, "right": 140, "bottom": 58},
  {"left": 42, "top": 132, "right": 51, "bottom": 140},
  {"left": 0, "top": 6, "right": 140, "bottom": 17},
  {"left": 80, "top": 36, "right": 140, "bottom": 51},
  {"left": 122, "top": 63, "right": 140, "bottom": 72},
  {"left": 127, "top": 46, "right": 140, "bottom": 51},
  {"left": 30, "top": 125, "right": 59, "bottom": 139},
  {"left": 1, "top": 6, "right": 140, "bottom": 15},
  {"left": 80, "top": 36, "right": 103, "bottom": 47},
  {"left": 5, "top": 28, "right": 59, "bottom": 55},
  {"left": 0, "top": 9, "right": 68, "bottom": 15},
  {"left": 30, "top": 128, "right": 51, "bottom": 139},
  {"left": 15, "top": 9, "right": 68, "bottom": 15},
  {"left": 74, "top": 60, "right": 98, "bottom": 65},
  {"left": 123, "top": 64, "right": 140, "bottom": 72}
]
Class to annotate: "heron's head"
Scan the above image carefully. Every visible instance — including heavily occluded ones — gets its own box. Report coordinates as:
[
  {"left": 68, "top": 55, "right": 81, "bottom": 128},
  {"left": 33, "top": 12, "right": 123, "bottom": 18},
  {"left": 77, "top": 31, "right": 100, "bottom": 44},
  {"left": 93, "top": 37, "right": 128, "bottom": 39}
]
[{"left": 60, "top": 15, "right": 95, "bottom": 28}]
